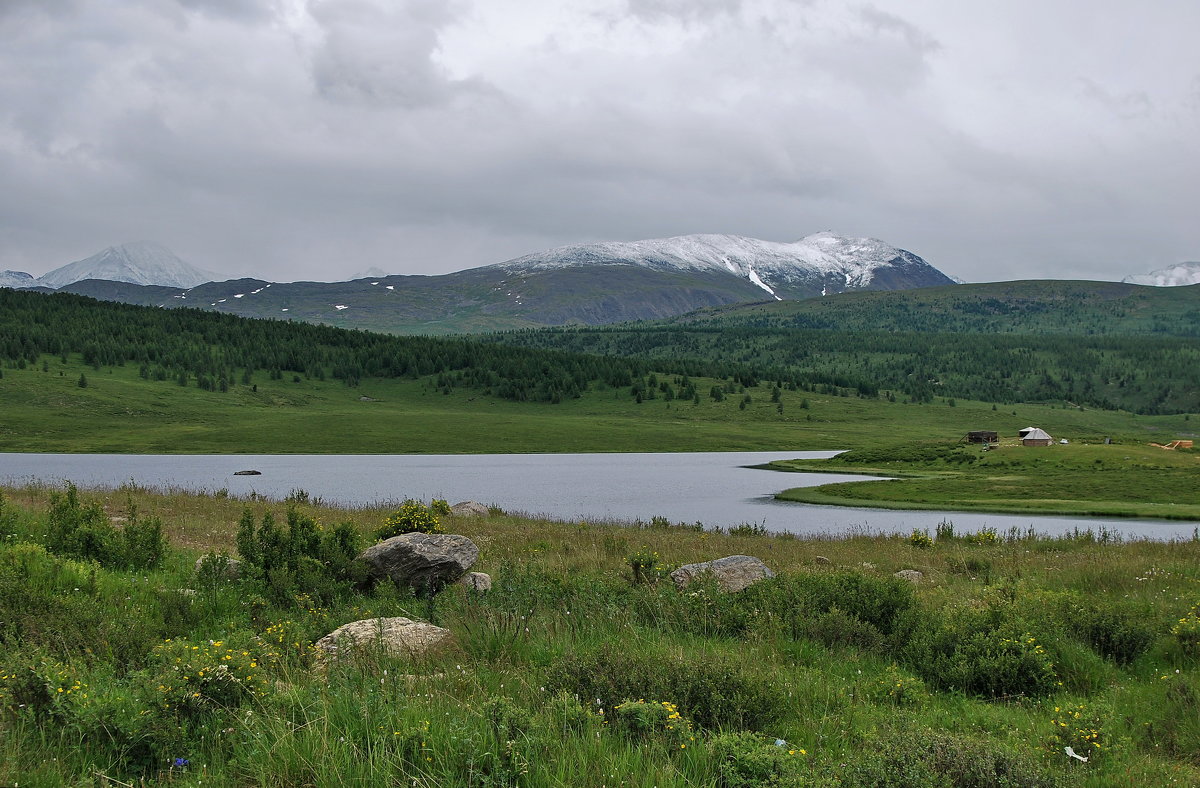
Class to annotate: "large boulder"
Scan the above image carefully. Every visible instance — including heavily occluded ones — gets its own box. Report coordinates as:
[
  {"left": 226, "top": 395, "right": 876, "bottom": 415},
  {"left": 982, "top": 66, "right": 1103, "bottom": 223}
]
[
  {"left": 671, "top": 555, "right": 775, "bottom": 592},
  {"left": 315, "top": 617, "right": 453, "bottom": 661},
  {"left": 450, "top": 501, "right": 490, "bottom": 517},
  {"left": 358, "top": 532, "right": 479, "bottom": 594}
]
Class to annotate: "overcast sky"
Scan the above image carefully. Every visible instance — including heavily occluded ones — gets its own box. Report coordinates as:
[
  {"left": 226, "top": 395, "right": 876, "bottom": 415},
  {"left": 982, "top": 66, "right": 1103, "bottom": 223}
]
[{"left": 2, "top": 0, "right": 1198, "bottom": 283}]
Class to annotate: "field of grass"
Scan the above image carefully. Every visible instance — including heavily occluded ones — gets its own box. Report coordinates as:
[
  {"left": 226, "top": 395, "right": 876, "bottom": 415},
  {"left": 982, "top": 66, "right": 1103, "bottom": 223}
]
[
  {"left": 1, "top": 355, "right": 1195, "bottom": 455},
  {"left": 772, "top": 441, "right": 1200, "bottom": 521},
  {"left": 1, "top": 483, "right": 1199, "bottom": 786}
]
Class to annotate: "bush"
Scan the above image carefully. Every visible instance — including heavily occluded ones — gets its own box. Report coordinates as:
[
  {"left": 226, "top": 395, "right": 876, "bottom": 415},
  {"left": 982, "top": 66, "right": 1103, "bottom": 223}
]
[
  {"left": 546, "top": 641, "right": 788, "bottom": 730},
  {"left": 1172, "top": 603, "right": 1200, "bottom": 656},
  {"left": 234, "top": 508, "right": 364, "bottom": 605},
  {"left": 903, "top": 600, "right": 1060, "bottom": 698},
  {"left": 374, "top": 499, "right": 444, "bottom": 540},
  {"left": 839, "top": 730, "right": 1064, "bottom": 787},
  {"left": 707, "top": 731, "right": 806, "bottom": 787},
  {"left": 40, "top": 486, "right": 165, "bottom": 570},
  {"left": 1073, "top": 601, "right": 1156, "bottom": 664}
]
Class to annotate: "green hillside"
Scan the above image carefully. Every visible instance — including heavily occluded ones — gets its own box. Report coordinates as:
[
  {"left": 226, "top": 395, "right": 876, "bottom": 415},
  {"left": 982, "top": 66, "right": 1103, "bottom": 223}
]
[{"left": 491, "top": 281, "right": 1200, "bottom": 415}]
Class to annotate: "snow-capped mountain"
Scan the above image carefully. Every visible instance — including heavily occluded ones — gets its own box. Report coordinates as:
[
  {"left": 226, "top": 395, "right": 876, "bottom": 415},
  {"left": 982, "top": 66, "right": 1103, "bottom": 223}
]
[
  {"left": 0, "top": 270, "right": 38, "bottom": 289},
  {"left": 1122, "top": 262, "right": 1200, "bottom": 287},
  {"left": 37, "top": 242, "right": 217, "bottom": 289},
  {"left": 492, "top": 232, "right": 954, "bottom": 299}
]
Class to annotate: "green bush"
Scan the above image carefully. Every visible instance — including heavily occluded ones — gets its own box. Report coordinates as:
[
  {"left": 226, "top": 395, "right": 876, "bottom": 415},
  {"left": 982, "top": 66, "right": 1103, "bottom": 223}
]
[
  {"left": 234, "top": 508, "right": 365, "bottom": 605},
  {"left": 546, "top": 641, "right": 788, "bottom": 730},
  {"left": 839, "top": 730, "right": 1064, "bottom": 787},
  {"left": 903, "top": 600, "right": 1060, "bottom": 698},
  {"left": 707, "top": 731, "right": 806, "bottom": 787},
  {"left": 374, "top": 499, "right": 444, "bottom": 540}
]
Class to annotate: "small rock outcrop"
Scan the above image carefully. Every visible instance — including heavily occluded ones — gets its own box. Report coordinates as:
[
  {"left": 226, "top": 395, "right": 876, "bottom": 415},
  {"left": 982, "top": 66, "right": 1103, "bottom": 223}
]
[
  {"left": 894, "top": 569, "right": 924, "bottom": 583},
  {"left": 450, "top": 501, "right": 490, "bottom": 517},
  {"left": 459, "top": 571, "right": 492, "bottom": 592},
  {"left": 358, "top": 533, "right": 479, "bottom": 594},
  {"left": 233, "top": 470, "right": 261, "bottom": 476},
  {"left": 671, "top": 555, "right": 775, "bottom": 592},
  {"left": 315, "top": 617, "right": 453, "bottom": 661},
  {"left": 814, "top": 555, "right": 831, "bottom": 566}
]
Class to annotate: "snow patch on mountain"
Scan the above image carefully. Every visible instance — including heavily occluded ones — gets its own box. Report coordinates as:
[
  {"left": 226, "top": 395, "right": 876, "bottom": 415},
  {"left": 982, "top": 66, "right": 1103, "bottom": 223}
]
[
  {"left": 37, "top": 242, "right": 217, "bottom": 289},
  {"left": 492, "top": 231, "right": 950, "bottom": 294},
  {"left": 1122, "top": 262, "right": 1200, "bottom": 287},
  {"left": 0, "top": 270, "right": 38, "bottom": 289}
]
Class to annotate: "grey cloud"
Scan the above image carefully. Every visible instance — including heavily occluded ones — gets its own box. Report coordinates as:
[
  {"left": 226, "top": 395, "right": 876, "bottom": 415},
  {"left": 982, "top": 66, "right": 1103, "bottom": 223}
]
[
  {"left": 0, "top": 0, "right": 1196, "bottom": 284},
  {"left": 306, "top": 0, "right": 489, "bottom": 108},
  {"left": 1079, "top": 78, "right": 1153, "bottom": 120}
]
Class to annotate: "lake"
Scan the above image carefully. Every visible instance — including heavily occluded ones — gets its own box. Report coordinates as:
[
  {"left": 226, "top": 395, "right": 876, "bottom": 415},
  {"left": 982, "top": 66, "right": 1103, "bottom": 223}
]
[{"left": 1, "top": 451, "right": 1195, "bottom": 540}]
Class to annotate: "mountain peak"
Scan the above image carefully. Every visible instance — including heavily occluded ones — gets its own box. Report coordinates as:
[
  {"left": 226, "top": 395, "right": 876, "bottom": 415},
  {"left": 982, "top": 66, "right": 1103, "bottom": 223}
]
[
  {"left": 491, "top": 232, "right": 955, "bottom": 298},
  {"left": 37, "top": 242, "right": 218, "bottom": 289}
]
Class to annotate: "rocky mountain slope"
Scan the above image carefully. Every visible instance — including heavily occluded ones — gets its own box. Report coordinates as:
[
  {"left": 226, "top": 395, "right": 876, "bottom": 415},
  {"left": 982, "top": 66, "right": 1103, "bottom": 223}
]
[
  {"left": 1123, "top": 262, "right": 1200, "bottom": 287},
  {"left": 43, "top": 232, "right": 955, "bottom": 333},
  {"left": 29, "top": 242, "right": 217, "bottom": 289}
]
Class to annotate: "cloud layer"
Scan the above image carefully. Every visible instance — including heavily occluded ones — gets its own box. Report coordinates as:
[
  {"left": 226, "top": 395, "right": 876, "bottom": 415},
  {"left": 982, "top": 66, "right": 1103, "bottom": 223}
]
[{"left": 2, "top": 0, "right": 1198, "bottom": 283}]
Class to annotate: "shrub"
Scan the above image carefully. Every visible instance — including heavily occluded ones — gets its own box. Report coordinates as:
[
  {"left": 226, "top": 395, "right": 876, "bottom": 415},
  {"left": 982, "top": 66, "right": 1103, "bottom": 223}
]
[
  {"left": 909, "top": 529, "right": 934, "bottom": 549},
  {"left": 628, "top": 546, "right": 671, "bottom": 584},
  {"left": 612, "top": 699, "right": 694, "bottom": 748},
  {"left": 1171, "top": 603, "right": 1200, "bottom": 656},
  {"left": 375, "top": 499, "right": 444, "bottom": 540},
  {"left": 1073, "top": 601, "right": 1156, "bottom": 665},
  {"left": 1047, "top": 702, "right": 1108, "bottom": 762},
  {"left": 904, "top": 602, "right": 1060, "bottom": 698},
  {"left": 839, "top": 730, "right": 1064, "bottom": 788},
  {"left": 707, "top": 731, "right": 806, "bottom": 787},
  {"left": 546, "top": 642, "right": 788, "bottom": 730},
  {"left": 234, "top": 508, "right": 364, "bottom": 605},
  {"left": 870, "top": 664, "right": 927, "bottom": 706}
]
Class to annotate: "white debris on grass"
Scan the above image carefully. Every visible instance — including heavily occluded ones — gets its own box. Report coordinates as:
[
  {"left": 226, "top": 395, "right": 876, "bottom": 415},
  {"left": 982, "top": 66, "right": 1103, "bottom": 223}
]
[{"left": 335, "top": 304, "right": 348, "bottom": 310}]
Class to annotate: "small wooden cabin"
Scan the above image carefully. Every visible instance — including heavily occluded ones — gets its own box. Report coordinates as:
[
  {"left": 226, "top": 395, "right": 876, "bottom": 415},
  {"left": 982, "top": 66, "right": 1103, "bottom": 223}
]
[
  {"left": 966, "top": 431, "right": 999, "bottom": 444},
  {"left": 1020, "top": 427, "right": 1053, "bottom": 447}
]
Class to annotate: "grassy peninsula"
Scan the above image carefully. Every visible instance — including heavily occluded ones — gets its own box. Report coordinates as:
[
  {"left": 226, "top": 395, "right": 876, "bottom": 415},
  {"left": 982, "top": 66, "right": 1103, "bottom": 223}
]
[
  {"left": 771, "top": 441, "right": 1200, "bottom": 521},
  {"left": 1, "top": 483, "right": 1199, "bottom": 786}
]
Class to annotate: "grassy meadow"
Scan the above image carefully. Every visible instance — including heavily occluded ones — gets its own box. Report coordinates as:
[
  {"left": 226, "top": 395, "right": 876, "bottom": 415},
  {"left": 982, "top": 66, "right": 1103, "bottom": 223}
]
[
  {"left": 1, "top": 483, "right": 1199, "bottom": 787},
  {"left": 1, "top": 354, "right": 1195, "bottom": 455},
  {"left": 772, "top": 442, "right": 1200, "bottom": 521}
]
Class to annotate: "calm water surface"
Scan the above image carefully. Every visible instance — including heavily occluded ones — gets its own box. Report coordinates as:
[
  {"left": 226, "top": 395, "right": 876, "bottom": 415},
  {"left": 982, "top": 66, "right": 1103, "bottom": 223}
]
[{"left": 1, "top": 452, "right": 1194, "bottom": 540}]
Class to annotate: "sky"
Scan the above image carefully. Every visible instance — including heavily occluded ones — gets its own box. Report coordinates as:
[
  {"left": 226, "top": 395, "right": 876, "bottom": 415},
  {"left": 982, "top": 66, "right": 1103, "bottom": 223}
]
[{"left": 1, "top": 0, "right": 1198, "bottom": 284}]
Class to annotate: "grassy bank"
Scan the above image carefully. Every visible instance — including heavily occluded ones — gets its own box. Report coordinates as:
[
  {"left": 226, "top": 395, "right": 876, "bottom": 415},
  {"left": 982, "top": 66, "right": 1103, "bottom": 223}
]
[
  {"left": 1, "top": 354, "right": 1196, "bottom": 454},
  {"left": 2, "top": 483, "right": 1199, "bottom": 786},
  {"left": 772, "top": 442, "right": 1200, "bottom": 521}
]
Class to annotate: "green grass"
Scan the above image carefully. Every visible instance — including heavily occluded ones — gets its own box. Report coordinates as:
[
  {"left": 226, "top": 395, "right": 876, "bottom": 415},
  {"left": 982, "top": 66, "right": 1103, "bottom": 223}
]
[
  {"left": 1, "top": 355, "right": 1195, "bottom": 454},
  {"left": 2, "top": 484, "right": 1199, "bottom": 786},
  {"left": 773, "top": 442, "right": 1200, "bottom": 520}
]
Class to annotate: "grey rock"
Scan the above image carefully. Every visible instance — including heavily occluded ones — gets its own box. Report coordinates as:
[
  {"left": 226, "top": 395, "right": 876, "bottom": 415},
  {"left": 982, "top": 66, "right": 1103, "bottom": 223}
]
[
  {"left": 459, "top": 571, "right": 492, "bottom": 592},
  {"left": 894, "top": 569, "right": 924, "bottom": 583},
  {"left": 358, "top": 532, "right": 479, "bottom": 594},
  {"left": 315, "top": 617, "right": 453, "bottom": 662},
  {"left": 814, "top": 555, "right": 831, "bottom": 565},
  {"left": 233, "top": 470, "right": 261, "bottom": 476},
  {"left": 450, "top": 501, "right": 490, "bottom": 517},
  {"left": 671, "top": 555, "right": 775, "bottom": 592}
]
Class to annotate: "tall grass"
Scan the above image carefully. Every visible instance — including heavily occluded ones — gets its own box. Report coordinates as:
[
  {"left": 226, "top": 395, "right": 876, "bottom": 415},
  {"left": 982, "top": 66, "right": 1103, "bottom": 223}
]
[{"left": 1, "top": 485, "right": 1198, "bottom": 785}]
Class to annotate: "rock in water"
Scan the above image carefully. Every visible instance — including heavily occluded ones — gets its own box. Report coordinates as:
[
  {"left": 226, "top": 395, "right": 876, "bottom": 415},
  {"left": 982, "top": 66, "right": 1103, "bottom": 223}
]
[
  {"left": 450, "top": 501, "right": 490, "bottom": 517},
  {"left": 315, "top": 617, "right": 453, "bottom": 661},
  {"left": 671, "top": 555, "right": 775, "bottom": 592},
  {"left": 358, "top": 533, "right": 479, "bottom": 594}
]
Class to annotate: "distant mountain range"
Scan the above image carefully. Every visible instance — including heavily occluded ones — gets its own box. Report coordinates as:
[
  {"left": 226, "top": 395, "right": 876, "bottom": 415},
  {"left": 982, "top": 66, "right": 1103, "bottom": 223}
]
[
  {"left": 1122, "top": 262, "right": 1200, "bottom": 287},
  {"left": 16, "top": 232, "right": 954, "bottom": 333}
]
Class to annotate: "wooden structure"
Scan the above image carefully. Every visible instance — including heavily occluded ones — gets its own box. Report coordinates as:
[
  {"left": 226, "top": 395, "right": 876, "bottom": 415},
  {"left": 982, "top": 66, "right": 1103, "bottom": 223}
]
[
  {"left": 965, "top": 431, "right": 999, "bottom": 444},
  {"left": 1150, "top": 440, "right": 1194, "bottom": 450}
]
